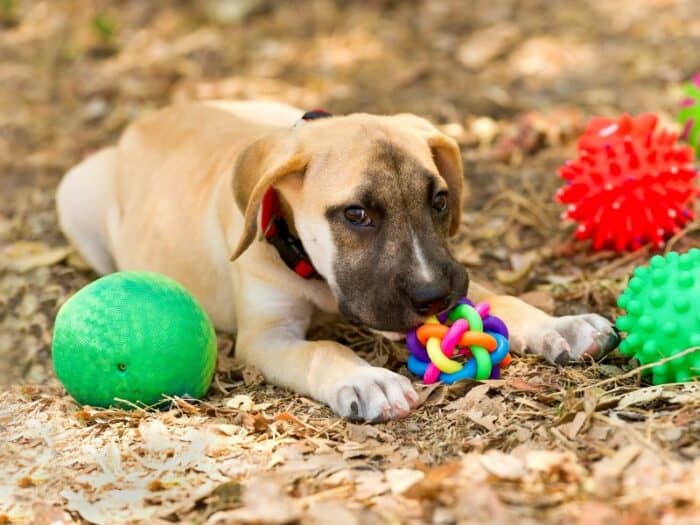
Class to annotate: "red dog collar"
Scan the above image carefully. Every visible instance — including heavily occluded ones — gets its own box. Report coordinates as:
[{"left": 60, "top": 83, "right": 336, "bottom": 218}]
[
  {"left": 260, "top": 187, "right": 317, "bottom": 280},
  {"left": 301, "top": 109, "right": 332, "bottom": 121},
  {"left": 257, "top": 109, "right": 332, "bottom": 279}
]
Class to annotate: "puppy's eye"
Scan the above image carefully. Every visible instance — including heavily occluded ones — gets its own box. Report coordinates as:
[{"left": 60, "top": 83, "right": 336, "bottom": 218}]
[
  {"left": 432, "top": 192, "right": 448, "bottom": 213},
  {"left": 344, "top": 206, "right": 373, "bottom": 227}
]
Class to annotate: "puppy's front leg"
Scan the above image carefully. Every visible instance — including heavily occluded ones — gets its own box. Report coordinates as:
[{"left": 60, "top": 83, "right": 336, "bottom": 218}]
[
  {"left": 469, "top": 282, "right": 619, "bottom": 364},
  {"left": 233, "top": 279, "right": 418, "bottom": 422}
]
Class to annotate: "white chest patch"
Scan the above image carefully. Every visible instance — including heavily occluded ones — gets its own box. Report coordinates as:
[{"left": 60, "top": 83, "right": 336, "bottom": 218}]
[{"left": 297, "top": 215, "right": 339, "bottom": 293}]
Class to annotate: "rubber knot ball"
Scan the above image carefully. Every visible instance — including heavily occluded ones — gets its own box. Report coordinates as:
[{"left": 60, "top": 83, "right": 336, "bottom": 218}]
[
  {"left": 52, "top": 272, "right": 217, "bottom": 408},
  {"left": 556, "top": 113, "right": 697, "bottom": 252},
  {"left": 616, "top": 250, "right": 700, "bottom": 384},
  {"left": 405, "top": 298, "right": 511, "bottom": 384}
]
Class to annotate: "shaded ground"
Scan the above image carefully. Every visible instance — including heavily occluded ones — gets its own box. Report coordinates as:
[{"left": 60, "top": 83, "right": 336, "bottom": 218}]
[{"left": 1, "top": 0, "right": 699, "bottom": 523}]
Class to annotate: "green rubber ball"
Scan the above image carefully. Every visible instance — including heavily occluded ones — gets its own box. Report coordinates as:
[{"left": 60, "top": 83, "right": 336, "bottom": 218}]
[
  {"left": 616, "top": 250, "right": 700, "bottom": 384},
  {"left": 52, "top": 272, "right": 217, "bottom": 408}
]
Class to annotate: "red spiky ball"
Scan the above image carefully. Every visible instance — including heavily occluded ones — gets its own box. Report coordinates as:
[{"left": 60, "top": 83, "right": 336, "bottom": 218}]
[{"left": 556, "top": 113, "right": 698, "bottom": 251}]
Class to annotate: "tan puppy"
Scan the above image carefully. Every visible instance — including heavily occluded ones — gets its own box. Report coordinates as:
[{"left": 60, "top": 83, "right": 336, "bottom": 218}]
[{"left": 56, "top": 101, "right": 618, "bottom": 421}]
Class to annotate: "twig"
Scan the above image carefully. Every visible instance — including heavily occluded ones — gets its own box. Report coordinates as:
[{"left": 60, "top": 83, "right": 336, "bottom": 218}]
[
  {"left": 615, "top": 481, "right": 696, "bottom": 506},
  {"left": 593, "top": 247, "right": 649, "bottom": 278},
  {"left": 592, "top": 412, "right": 671, "bottom": 463},
  {"left": 112, "top": 397, "right": 156, "bottom": 411},
  {"left": 299, "top": 484, "right": 354, "bottom": 507},
  {"left": 665, "top": 220, "right": 700, "bottom": 252},
  {"left": 548, "top": 426, "right": 578, "bottom": 451},
  {"left": 574, "top": 346, "right": 700, "bottom": 394}
]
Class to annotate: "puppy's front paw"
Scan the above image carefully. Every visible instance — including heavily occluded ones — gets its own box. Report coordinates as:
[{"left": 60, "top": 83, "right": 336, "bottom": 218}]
[
  {"left": 331, "top": 367, "right": 419, "bottom": 422},
  {"left": 520, "top": 314, "right": 620, "bottom": 364}
]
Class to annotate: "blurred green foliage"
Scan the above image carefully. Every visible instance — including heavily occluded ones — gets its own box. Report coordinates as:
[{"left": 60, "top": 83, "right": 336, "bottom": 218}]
[
  {"left": 0, "top": 0, "right": 18, "bottom": 27},
  {"left": 91, "top": 11, "right": 117, "bottom": 46}
]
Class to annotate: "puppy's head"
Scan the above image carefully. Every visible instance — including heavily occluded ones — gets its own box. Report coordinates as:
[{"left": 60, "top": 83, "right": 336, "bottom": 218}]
[{"left": 232, "top": 113, "right": 468, "bottom": 332}]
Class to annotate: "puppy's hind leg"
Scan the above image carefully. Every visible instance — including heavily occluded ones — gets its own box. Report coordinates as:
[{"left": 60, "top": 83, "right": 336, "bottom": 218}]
[{"left": 56, "top": 147, "right": 118, "bottom": 275}]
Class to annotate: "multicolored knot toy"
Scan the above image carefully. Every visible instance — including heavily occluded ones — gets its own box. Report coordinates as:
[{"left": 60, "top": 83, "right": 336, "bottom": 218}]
[{"left": 406, "top": 298, "right": 511, "bottom": 384}]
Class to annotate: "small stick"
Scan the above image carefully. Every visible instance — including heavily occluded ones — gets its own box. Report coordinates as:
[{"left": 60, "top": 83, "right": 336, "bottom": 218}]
[
  {"left": 593, "top": 246, "right": 649, "bottom": 277},
  {"left": 574, "top": 346, "right": 699, "bottom": 394},
  {"left": 665, "top": 220, "right": 700, "bottom": 252}
]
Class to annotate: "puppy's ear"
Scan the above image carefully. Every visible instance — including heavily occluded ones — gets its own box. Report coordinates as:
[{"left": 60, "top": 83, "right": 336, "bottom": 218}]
[
  {"left": 426, "top": 133, "right": 464, "bottom": 236},
  {"left": 230, "top": 132, "right": 309, "bottom": 260},
  {"left": 393, "top": 114, "right": 465, "bottom": 236}
]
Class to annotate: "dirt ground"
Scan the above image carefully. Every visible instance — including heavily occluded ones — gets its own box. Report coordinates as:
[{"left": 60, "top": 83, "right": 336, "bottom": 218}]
[{"left": 1, "top": 1, "right": 699, "bottom": 523}]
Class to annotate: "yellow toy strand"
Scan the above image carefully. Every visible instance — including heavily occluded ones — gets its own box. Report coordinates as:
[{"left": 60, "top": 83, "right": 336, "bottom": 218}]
[{"left": 426, "top": 337, "right": 462, "bottom": 373}]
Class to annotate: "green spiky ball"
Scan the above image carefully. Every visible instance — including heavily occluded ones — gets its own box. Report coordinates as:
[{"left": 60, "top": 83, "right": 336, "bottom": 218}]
[
  {"left": 678, "top": 76, "right": 700, "bottom": 156},
  {"left": 52, "top": 272, "right": 217, "bottom": 408},
  {"left": 616, "top": 250, "right": 700, "bottom": 384}
]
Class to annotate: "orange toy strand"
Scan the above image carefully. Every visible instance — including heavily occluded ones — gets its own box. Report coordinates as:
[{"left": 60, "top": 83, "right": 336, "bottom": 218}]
[
  {"left": 416, "top": 324, "right": 448, "bottom": 345},
  {"left": 458, "top": 332, "right": 497, "bottom": 350},
  {"left": 416, "top": 325, "right": 497, "bottom": 351}
]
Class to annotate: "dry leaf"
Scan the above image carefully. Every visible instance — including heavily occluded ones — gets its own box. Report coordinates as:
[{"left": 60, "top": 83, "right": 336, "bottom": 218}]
[
  {"left": 467, "top": 410, "right": 497, "bottom": 431},
  {"left": 206, "top": 476, "right": 300, "bottom": 525},
  {"left": 576, "top": 501, "right": 619, "bottom": 525},
  {"left": 415, "top": 382, "right": 447, "bottom": 406},
  {"left": 496, "top": 251, "right": 540, "bottom": 285},
  {"left": 353, "top": 471, "right": 389, "bottom": 500},
  {"left": 346, "top": 423, "right": 378, "bottom": 443},
  {"left": 242, "top": 365, "right": 264, "bottom": 387},
  {"left": 479, "top": 451, "right": 525, "bottom": 480},
  {"left": 225, "top": 394, "right": 255, "bottom": 411},
  {"left": 404, "top": 463, "right": 461, "bottom": 500},
  {"left": 306, "top": 501, "right": 359, "bottom": 525},
  {"left": 242, "top": 412, "right": 269, "bottom": 432},
  {"left": 657, "top": 426, "right": 682, "bottom": 442},
  {"left": 446, "top": 383, "right": 491, "bottom": 411},
  {"left": 66, "top": 251, "right": 92, "bottom": 270},
  {"left": 616, "top": 386, "right": 665, "bottom": 409},
  {"left": 451, "top": 240, "right": 483, "bottom": 266},
  {"left": 563, "top": 411, "right": 587, "bottom": 440},
  {"left": 506, "top": 378, "right": 544, "bottom": 392},
  {"left": 385, "top": 468, "right": 425, "bottom": 495},
  {"left": 0, "top": 242, "right": 72, "bottom": 272},
  {"left": 457, "top": 24, "right": 520, "bottom": 69},
  {"left": 525, "top": 450, "right": 585, "bottom": 482},
  {"left": 593, "top": 445, "right": 642, "bottom": 479},
  {"left": 148, "top": 480, "right": 166, "bottom": 492},
  {"left": 30, "top": 502, "right": 72, "bottom": 525}
]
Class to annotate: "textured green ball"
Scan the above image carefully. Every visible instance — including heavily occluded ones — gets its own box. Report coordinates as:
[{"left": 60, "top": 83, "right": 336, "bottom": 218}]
[
  {"left": 52, "top": 272, "right": 217, "bottom": 408},
  {"left": 678, "top": 77, "right": 700, "bottom": 155},
  {"left": 616, "top": 250, "right": 700, "bottom": 384}
]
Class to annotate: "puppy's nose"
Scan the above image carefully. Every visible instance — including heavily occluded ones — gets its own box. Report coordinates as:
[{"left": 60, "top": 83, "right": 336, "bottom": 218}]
[{"left": 410, "top": 284, "right": 451, "bottom": 316}]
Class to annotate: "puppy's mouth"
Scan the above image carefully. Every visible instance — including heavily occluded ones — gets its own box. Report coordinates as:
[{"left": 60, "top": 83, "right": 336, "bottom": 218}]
[
  {"left": 369, "top": 329, "right": 406, "bottom": 341},
  {"left": 337, "top": 267, "right": 469, "bottom": 333},
  {"left": 339, "top": 305, "right": 419, "bottom": 334},
  {"left": 342, "top": 297, "right": 459, "bottom": 335},
  {"left": 407, "top": 292, "right": 460, "bottom": 323}
]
